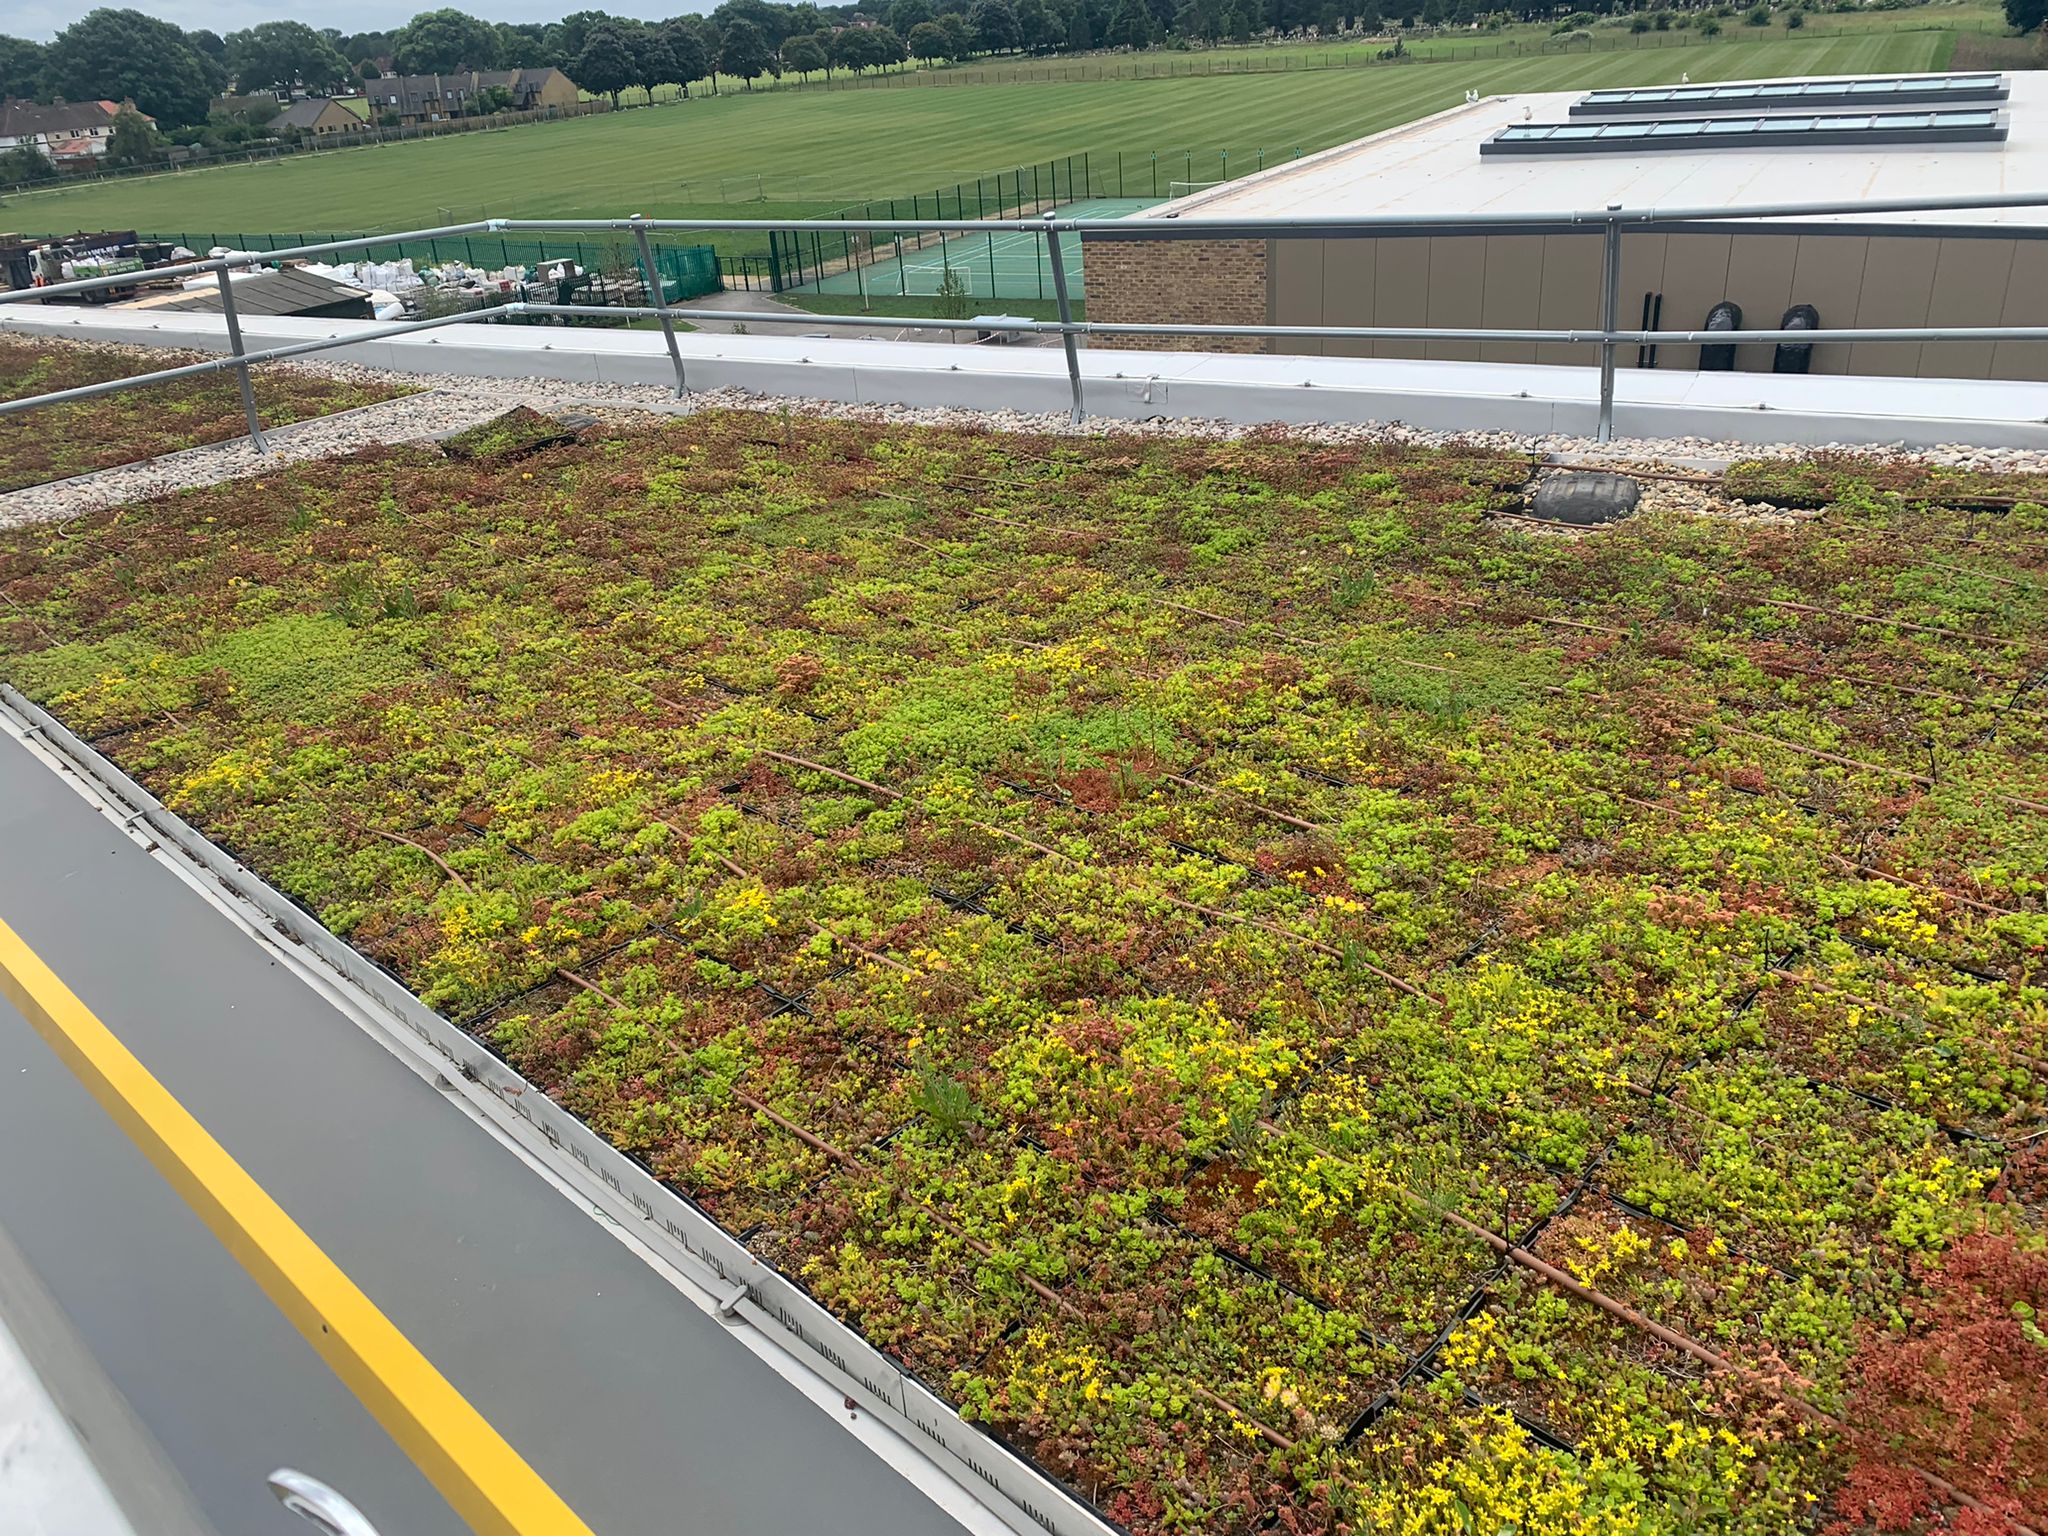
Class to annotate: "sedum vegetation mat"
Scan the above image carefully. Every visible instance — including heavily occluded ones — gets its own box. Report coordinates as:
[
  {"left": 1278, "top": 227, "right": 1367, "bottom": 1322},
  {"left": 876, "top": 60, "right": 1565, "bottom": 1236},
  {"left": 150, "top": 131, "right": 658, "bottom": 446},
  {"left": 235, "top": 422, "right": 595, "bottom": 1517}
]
[
  {"left": 2, "top": 415, "right": 2046, "bottom": 1536},
  {"left": 0, "top": 338, "right": 406, "bottom": 494}
]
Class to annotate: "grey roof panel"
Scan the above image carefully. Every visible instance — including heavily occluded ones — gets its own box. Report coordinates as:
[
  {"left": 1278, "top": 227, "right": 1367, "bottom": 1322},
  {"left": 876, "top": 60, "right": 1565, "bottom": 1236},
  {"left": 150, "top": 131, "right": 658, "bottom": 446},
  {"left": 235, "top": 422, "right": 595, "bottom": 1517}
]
[
  {"left": 151, "top": 268, "right": 372, "bottom": 316},
  {"left": 1485, "top": 107, "right": 2009, "bottom": 156},
  {"left": 1573, "top": 73, "right": 2008, "bottom": 116}
]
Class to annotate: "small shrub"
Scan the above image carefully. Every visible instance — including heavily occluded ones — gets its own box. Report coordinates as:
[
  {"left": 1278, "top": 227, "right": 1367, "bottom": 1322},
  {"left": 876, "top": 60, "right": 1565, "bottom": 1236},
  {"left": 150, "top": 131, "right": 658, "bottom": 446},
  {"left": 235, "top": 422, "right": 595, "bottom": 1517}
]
[{"left": 933, "top": 264, "right": 971, "bottom": 319}]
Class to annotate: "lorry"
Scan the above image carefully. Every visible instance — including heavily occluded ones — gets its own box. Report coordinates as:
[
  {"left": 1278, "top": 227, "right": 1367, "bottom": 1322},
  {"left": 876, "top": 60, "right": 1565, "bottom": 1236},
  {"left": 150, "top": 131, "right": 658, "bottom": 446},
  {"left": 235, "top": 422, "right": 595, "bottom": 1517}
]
[{"left": 0, "top": 232, "right": 179, "bottom": 301}]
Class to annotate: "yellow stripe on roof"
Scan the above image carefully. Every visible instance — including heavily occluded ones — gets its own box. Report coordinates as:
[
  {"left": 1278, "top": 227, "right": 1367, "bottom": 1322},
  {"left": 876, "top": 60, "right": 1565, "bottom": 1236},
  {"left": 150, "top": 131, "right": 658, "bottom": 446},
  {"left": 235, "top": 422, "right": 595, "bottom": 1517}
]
[{"left": 0, "top": 916, "right": 594, "bottom": 1536}]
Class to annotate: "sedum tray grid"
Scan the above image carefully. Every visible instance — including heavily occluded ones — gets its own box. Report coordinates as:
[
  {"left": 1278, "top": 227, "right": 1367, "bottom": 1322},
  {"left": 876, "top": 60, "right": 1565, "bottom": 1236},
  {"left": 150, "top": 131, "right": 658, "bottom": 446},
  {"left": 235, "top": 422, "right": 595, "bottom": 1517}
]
[{"left": 2, "top": 415, "right": 2045, "bottom": 1535}]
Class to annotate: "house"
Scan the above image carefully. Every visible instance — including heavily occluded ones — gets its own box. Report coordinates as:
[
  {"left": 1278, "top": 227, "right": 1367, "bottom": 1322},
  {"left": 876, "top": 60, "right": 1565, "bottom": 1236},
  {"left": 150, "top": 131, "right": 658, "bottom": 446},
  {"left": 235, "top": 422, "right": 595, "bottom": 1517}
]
[
  {"left": 0, "top": 98, "right": 155, "bottom": 167},
  {"left": 374, "top": 68, "right": 580, "bottom": 125},
  {"left": 271, "top": 97, "right": 364, "bottom": 137}
]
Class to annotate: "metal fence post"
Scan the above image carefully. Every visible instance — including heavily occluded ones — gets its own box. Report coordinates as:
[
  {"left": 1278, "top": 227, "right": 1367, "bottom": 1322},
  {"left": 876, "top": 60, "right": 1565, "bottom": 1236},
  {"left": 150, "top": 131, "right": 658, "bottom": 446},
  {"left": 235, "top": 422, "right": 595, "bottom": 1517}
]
[
  {"left": 632, "top": 222, "right": 688, "bottom": 397},
  {"left": 1042, "top": 213, "right": 1083, "bottom": 426},
  {"left": 1596, "top": 202, "right": 1622, "bottom": 444},
  {"left": 214, "top": 268, "right": 269, "bottom": 452}
]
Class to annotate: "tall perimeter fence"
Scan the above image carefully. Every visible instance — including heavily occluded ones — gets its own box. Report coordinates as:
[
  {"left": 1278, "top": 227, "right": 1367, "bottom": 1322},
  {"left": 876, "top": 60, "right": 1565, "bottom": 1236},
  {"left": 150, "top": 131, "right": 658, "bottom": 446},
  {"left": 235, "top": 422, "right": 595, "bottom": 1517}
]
[
  {"left": 146, "top": 149, "right": 1300, "bottom": 303},
  {"left": 735, "top": 148, "right": 1308, "bottom": 298}
]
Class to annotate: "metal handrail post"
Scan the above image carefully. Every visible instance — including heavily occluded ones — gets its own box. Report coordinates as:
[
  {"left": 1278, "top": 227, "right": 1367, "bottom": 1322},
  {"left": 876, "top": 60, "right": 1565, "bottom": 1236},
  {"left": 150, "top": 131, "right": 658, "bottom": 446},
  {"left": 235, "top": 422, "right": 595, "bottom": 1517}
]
[
  {"left": 1042, "top": 212, "right": 1084, "bottom": 426},
  {"left": 631, "top": 221, "right": 688, "bottom": 397},
  {"left": 1596, "top": 203, "right": 1622, "bottom": 444},
  {"left": 214, "top": 269, "right": 269, "bottom": 452}
]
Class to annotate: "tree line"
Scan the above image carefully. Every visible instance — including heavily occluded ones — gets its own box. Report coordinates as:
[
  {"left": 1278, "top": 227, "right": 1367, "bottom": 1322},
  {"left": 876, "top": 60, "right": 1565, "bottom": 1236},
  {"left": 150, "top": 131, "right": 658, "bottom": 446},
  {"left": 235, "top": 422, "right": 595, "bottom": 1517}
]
[
  {"left": 5, "top": 0, "right": 2039, "bottom": 142},
  {"left": 0, "top": 0, "right": 1592, "bottom": 133}
]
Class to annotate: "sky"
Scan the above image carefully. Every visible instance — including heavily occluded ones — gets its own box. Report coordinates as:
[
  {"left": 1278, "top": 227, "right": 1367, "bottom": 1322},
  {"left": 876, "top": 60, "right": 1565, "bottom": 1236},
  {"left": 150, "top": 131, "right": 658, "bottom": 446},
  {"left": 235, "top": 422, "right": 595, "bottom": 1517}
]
[{"left": 11, "top": 0, "right": 693, "bottom": 43}]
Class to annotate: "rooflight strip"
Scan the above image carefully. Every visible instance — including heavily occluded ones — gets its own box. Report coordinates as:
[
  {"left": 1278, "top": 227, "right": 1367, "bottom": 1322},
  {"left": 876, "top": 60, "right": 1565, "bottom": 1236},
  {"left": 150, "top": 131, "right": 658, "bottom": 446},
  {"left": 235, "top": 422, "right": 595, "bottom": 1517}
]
[
  {"left": 1484, "top": 107, "right": 2007, "bottom": 156},
  {"left": 1570, "top": 73, "right": 2007, "bottom": 117}
]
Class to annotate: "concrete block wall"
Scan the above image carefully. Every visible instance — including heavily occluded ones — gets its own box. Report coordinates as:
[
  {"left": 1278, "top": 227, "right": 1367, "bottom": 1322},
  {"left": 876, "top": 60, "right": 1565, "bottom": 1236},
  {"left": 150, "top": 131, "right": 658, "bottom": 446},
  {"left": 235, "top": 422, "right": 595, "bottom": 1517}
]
[{"left": 1082, "top": 237, "right": 1268, "bottom": 353}]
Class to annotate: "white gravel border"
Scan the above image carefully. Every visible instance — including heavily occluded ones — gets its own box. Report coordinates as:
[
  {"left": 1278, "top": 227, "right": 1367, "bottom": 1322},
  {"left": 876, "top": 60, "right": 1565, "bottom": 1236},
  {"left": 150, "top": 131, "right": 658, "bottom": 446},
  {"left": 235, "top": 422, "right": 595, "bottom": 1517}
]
[{"left": 3, "top": 334, "right": 2043, "bottom": 530}]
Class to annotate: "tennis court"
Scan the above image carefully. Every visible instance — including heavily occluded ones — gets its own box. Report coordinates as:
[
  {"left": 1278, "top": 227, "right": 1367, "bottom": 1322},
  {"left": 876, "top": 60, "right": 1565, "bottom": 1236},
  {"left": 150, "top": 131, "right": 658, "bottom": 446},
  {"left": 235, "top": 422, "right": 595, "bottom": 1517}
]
[{"left": 789, "top": 197, "right": 1158, "bottom": 302}]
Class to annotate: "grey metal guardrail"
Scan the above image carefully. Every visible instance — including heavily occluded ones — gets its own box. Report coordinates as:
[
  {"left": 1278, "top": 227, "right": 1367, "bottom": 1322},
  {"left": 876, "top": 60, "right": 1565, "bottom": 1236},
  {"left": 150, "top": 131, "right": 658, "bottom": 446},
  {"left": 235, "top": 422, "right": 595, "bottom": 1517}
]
[{"left": 3, "top": 192, "right": 2047, "bottom": 442}]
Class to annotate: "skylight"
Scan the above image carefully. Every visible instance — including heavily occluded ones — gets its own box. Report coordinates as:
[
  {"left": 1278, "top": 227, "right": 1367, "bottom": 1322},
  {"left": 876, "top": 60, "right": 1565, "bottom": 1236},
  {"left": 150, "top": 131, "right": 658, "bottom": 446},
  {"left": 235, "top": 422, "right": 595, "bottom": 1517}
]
[
  {"left": 1482, "top": 107, "right": 2008, "bottom": 156},
  {"left": 1571, "top": 74, "right": 2008, "bottom": 116}
]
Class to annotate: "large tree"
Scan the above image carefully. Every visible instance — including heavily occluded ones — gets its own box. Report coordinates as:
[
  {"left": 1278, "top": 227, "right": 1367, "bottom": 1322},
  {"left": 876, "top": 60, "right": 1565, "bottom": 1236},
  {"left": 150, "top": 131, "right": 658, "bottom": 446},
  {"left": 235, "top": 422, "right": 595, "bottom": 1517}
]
[
  {"left": 629, "top": 21, "right": 679, "bottom": 98},
  {"left": 935, "top": 10, "right": 977, "bottom": 54},
  {"left": 907, "top": 18, "right": 952, "bottom": 57},
  {"left": 828, "top": 23, "right": 901, "bottom": 70},
  {"left": 573, "top": 22, "right": 637, "bottom": 104},
  {"left": 339, "top": 31, "right": 396, "bottom": 62},
  {"left": 497, "top": 21, "right": 552, "bottom": 65},
  {"left": 890, "top": 0, "right": 936, "bottom": 31},
  {"left": 226, "top": 21, "right": 351, "bottom": 92},
  {"left": 2008, "top": 0, "right": 2045, "bottom": 33},
  {"left": 548, "top": 10, "right": 616, "bottom": 70},
  {"left": 660, "top": 17, "right": 710, "bottom": 93},
  {"left": 717, "top": 18, "right": 773, "bottom": 87},
  {"left": 869, "top": 25, "right": 909, "bottom": 67},
  {"left": 970, "top": 0, "right": 1021, "bottom": 49},
  {"left": 779, "top": 33, "right": 827, "bottom": 75},
  {"left": 712, "top": 0, "right": 794, "bottom": 49},
  {"left": 1105, "top": 0, "right": 1153, "bottom": 44},
  {"left": 0, "top": 34, "right": 44, "bottom": 98},
  {"left": 391, "top": 8, "right": 502, "bottom": 73},
  {"left": 1013, "top": 0, "right": 1056, "bottom": 49},
  {"left": 43, "top": 10, "right": 214, "bottom": 129},
  {"left": 186, "top": 27, "right": 229, "bottom": 91}
]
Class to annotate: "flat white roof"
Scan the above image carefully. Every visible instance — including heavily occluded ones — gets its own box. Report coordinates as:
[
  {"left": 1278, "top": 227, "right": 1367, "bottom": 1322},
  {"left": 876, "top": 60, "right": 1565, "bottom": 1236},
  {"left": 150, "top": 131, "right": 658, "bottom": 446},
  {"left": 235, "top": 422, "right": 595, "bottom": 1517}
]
[{"left": 1145, "top": 72, "right": 2048, "bottom": 227}]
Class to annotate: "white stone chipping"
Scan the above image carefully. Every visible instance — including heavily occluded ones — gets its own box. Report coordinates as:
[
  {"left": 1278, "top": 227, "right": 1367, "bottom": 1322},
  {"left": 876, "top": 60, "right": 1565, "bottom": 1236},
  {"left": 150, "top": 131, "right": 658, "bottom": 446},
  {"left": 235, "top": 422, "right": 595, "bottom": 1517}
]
[{"left": 2, "top": 336, "right": 2043, "bottom": 530}]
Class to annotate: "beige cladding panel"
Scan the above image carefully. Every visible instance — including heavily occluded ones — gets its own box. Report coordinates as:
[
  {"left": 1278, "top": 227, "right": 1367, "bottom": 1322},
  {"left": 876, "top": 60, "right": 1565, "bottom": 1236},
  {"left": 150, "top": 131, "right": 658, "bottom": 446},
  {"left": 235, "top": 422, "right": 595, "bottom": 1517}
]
[
  {"left": 1107, "top": 222, "right": 2044, "bottom": 379},
  {"left": 1924, "top": 237, "right": 2019, "bottom": 379},
  {"left": 1534, "top": 232, "right": 1601, "bottom": 368},
  {"left": 1269, "top": 237, "right": 1326, "bottom": 357},
  {"left": 1424, "top": 237, "right": 1488, "bottom": 362},
  {"left": 1849, "top": 236, "right": 1940, "bottom": 378},
  {"left": 1317, "top": 236, "right": 1378, "bottom": 359},
  {"left": 1990, "top": 240, "right": 2048, "bottom": 382},
  {"left": 1647, "top": 233, "right": 1734, "bottom": 372},
  {"left": 1481, "top": 235, "right": 1547, "bottom": 365},
  {"left": 1373, "top": 237, "right": 1433, "bottom": 361}
]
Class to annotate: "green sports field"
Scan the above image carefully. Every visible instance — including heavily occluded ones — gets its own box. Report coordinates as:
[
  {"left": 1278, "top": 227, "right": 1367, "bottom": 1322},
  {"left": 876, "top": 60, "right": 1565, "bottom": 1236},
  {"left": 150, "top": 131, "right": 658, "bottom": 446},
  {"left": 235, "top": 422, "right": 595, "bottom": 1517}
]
[{"left": 1, "top": 32, "right": 1958, "bottom": 251}]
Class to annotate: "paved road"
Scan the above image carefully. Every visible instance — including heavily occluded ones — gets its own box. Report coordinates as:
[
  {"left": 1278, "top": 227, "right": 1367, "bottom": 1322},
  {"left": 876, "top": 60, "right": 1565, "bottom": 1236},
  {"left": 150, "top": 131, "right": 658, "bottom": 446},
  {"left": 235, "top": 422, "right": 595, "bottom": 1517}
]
[{"left": 0, "top": 726, "right": 978, "bottom": 1536}]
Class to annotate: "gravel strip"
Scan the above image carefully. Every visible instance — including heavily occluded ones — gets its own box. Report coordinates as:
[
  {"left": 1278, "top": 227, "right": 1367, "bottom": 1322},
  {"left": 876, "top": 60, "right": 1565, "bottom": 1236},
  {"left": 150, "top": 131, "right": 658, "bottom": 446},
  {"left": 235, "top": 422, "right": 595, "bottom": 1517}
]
[
  {"left": 298, "top": 355, "right": 2048, "bottom": 474},
  {"left": 3, "top": 334, "right": 2044, "bottom": 530},
  {"left": 0, "top": 389, "right": 534, "bottom": 528}
]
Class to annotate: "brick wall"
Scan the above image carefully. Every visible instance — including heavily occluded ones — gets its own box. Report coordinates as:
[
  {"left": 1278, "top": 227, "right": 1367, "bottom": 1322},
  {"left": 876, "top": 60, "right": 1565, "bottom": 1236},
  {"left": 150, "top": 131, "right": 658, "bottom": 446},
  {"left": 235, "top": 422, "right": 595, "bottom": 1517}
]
[{"left": 1082, "top": 237, "right": 1268, "bottom": 354}]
